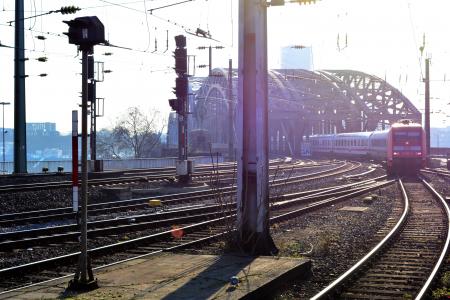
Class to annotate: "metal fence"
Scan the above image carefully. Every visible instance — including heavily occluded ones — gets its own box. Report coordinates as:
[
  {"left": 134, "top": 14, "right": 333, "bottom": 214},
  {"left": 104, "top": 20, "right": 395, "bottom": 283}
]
[{"left": 1, "top": 156, "right": 224, "bottom": 174}]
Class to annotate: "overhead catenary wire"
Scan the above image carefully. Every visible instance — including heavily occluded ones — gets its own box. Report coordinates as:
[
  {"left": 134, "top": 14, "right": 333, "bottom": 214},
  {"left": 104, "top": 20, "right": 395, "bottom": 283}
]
[
  {"left": 7, "top": 5, "right": 81, "bottom": 24},
  {"left": 406, "top": 0, "right": 424, "bottom": 80},
  {"left": 1, "top": 0, "right": 228, "bottom": 57},
  {"left": 96, "top": 0, "right": 199, "bottom": 33},
  {"left": 148, "top": 0, "right": 193, "bottom": 14},
  {"left": 0, "top": 21, "right": 173, "bottom": 57}
]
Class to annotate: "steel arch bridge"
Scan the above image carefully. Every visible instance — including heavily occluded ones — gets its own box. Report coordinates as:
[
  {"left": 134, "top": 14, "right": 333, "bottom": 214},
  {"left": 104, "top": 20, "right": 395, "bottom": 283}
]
[{"left": 166, "top": 69, "right": 421, "bottom": 156}]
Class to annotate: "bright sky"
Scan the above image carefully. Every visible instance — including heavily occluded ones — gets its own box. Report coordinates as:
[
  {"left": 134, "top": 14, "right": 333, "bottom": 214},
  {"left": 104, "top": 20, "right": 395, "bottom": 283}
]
[{"left": 0, "top": 0, "right": 449, "bottom": 133}]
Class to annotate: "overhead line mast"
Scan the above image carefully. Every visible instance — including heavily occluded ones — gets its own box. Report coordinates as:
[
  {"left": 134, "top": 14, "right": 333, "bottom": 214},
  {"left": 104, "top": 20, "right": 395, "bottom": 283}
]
[
  {"left": 14, "top": 0, "right": 27, "bottom": 174},
  {"left": 13, "top": 2, "right": 80, "bottom": 174},
  {"left": 236, "top": 0, "right": 319, "bottom": 254}
]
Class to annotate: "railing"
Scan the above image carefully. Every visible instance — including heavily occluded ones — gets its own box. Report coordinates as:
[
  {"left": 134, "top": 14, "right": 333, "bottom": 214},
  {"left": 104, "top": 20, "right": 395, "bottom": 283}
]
[{"left": 0, "top": 156, "right": 224, "bottom": 174}]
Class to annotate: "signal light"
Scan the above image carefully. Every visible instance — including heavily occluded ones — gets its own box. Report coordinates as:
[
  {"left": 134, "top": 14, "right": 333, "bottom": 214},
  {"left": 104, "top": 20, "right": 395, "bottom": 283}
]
[
  {"left": 174, "top": 77, "right": 188, "bottom": 98},
  {"left": 169, "top": 99, "right": 179, "bottom": 111},
  {"left": 174, "top": 48, "right": 187, "bottom": 75},
  {"left": 169, "top": 99, "right": 184, "bottom": 115},
  {"left": 170, "top": 34, "right": 188, "bottom": 116},
  {"left": 175, "top": 35, "right": 186, "bottom": 48},
  {"left": 63, "top": 16, "right": 105, "bottom": 47}
]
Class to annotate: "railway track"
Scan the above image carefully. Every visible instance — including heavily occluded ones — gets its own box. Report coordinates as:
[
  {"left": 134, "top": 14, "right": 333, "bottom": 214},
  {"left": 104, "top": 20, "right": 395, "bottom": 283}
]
[
  {"left": 311, "top": 177, "right": 450, "bottom": 299},
  {"left": 420, "top": 167, "right": 450, "bottom": 179},
  {"left": 0, "top": 161, "right": 358, "bottom": 227},
  {"left": 0, "top": 159, "right": 294, "bottom": 193},
  {"left": 0, "top": 175, "right": 388, "bottom": 251},
  {"left": 0, "top": 168, "right": 388, "bottom": 294}
]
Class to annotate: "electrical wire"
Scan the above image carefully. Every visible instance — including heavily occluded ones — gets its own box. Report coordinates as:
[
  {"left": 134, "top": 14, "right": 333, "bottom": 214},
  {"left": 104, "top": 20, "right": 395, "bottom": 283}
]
[
  {"left": 0, "top": 21, "right": 172, "bottom": 57},
  {"left": 0, "top": 22, "right": 64, "bottom": 37},
  {"left": 148, "top": 0, "right": 193, "bottom": 13},
  {"left": 406, "top": 0, "right": 424, "bottom": 80},
  {"left": 96, "top": 0, "right": 198, "bottom": 32},
  {"left": 84, "top": 0, "right": 161, "bottom": 10}
]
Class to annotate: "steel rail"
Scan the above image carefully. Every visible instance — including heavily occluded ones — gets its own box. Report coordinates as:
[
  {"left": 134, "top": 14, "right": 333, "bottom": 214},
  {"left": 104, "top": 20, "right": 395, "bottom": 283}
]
[
  {"left": 342, "top": 166, "right": 377, "bottom": 179},
  {"left": 271, "top": 180, "right": 395, "bottom": 224},
  {"left": 0, "top": 173, "right": 389, "bottom": 294},
  {"left": 0, "top": 176, "right": 388, "bottom": 249},
  {"left": 0, "top": 227, "right": 232, "bottom": 297},
  {"left": 310, "top": 178, "right": 409, "bottom": 300},
  {"left": 0, "top": 159, "right": 300, "bottom": 193},
  {"left": 421, "top": 168, "right": 450, "bottom": 178},
  {"left": 0, "top": 162, "right": 350, "bottom": 226},
  {"left": 415, "top": 177, "right": 450, "bottom": 300}
]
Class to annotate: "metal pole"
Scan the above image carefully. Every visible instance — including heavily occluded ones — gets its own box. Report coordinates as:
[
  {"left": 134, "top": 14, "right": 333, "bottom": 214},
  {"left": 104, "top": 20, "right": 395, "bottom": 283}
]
[
  {"left": 92, "top": 100, "right": 97, "bottom": 160},
  {"left": 88, "top": 55, "right": 97, "bottom": 162},
  {"left": 208, "top": 46, "right": 212, "bottom": 76},
  {"left": 72, "top": 110, "right": 79, "bottom": 213},
  {"left": 184, "top": 87, "right": 188, "bottom": 162},
  {"left": 177, "top": 78, "right": 188, "bottom": 160},
  {"left": 2, "top": 104, "right": 4, "bottom": 173},
  {"left": 236, "top": 0, "right": 276, "bottom": 255},
  {"left": 228, "top": 59, "right": 234, "bottom": 159},
  {"left": 80, "top": 49, "right": 89, "bottom": 283},
  {"left": 14, "top": 0, "right": 27, "bottom": 174},
  {"left": 424, "top": 58, "right": 431, "bottom": 164}
]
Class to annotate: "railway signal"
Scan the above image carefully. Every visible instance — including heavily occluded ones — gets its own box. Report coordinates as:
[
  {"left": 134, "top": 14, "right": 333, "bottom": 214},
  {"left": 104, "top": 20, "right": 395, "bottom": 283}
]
[
  {"left": 168, "top": 99, "right": 182, "bottom": 114},
  {"left": 64, "top": 15, "right": 105, "bottom": 291},
  {"left": 170, "top": 35, "right": 192, "bottom": 182},
  {"left": 174, "top": 48, "right": 187, "bottom": 74}
]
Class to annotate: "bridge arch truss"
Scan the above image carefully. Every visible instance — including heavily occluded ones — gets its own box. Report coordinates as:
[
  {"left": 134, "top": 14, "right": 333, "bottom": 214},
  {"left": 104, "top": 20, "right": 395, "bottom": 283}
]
[{"left": 169, "top": 69, "right": 422, "bottom": 157}]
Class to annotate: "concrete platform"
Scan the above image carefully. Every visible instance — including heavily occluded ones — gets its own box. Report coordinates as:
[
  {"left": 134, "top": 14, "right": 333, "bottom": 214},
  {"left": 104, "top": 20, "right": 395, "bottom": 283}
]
[{"left": 1, "top": 253, "right": 310, "bottom": 300}]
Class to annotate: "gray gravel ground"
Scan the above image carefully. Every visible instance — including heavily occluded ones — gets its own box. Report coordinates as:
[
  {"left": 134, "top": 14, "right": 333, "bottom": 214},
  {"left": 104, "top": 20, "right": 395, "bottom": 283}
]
[
  {"left": 420, "top": 170, "right": 450, "bottom": 299},
  {"left": 270, "top": 183, "right": 400, "bottom": 299}
]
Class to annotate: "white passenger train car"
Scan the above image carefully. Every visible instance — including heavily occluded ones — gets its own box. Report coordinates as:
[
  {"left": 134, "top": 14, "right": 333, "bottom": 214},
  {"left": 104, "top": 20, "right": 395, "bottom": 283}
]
[{"left": 307, "top": 120, "right": 426, "bottom": 173}]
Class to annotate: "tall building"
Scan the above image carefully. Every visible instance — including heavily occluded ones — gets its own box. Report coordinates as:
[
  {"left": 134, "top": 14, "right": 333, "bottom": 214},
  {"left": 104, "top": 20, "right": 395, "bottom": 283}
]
[{"left": 280, "top": 46, "right": 313, "bottom": 70}]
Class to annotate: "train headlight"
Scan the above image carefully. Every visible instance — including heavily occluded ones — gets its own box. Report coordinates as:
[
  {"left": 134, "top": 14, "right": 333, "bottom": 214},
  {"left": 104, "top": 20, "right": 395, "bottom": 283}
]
[
  {"left": 393, "top": 152, "right": 399, "bottom": 156},
  {"left": 417, "top": 152, "right": 422, "bottom": 156}
]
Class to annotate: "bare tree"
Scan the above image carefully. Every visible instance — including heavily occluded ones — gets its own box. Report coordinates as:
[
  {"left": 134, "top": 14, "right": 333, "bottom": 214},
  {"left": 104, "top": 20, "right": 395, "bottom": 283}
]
[
  {"left": 97, "top": 107, "right": 165, "bottom": 158},
  {"left": 96, "top": 129, "right": 127, "bottom": 159}
]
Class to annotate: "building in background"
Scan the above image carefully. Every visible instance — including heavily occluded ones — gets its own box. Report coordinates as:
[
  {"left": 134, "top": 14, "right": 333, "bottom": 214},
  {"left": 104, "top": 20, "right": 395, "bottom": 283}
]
[{"left": 26, "top": 122, "right": 58, "bottom": 136}]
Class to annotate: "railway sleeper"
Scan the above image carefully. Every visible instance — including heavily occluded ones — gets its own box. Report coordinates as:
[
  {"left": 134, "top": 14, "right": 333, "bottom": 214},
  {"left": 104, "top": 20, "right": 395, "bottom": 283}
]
[
  {"left": 364, "top": 267, "right": 429, "bottom": 276},
  {"left": 364, "top": 272, "right": 426, "bottom": 280},
  {"left": 348, "top": 281, "right": 419, "bottom": 291},
  {"left": 341, "top": 290, "right": 413, "bottom": 299},
  {"left": 344, "top": 286, "right": 417, "bottom": 295},
  {"left": 374, "top": 263, "right": 434, "bottom": 270},
  {"left": 356, "top": 277, "right": 420, "bottom": 284}
]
